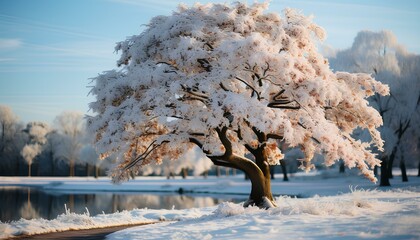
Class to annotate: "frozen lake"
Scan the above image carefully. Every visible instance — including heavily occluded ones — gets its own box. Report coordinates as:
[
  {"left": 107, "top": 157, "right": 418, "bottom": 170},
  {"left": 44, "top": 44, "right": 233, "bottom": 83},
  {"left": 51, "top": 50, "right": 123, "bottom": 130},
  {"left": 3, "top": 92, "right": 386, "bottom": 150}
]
[{"left": 0, "top": 186, "right": 247, "bottom": 222}]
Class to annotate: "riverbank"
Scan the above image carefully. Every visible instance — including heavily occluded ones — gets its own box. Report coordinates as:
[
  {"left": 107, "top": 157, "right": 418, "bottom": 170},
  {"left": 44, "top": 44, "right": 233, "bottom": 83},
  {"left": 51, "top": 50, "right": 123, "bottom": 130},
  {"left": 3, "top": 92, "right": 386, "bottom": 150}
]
[{"left": 11, "top": 222, "right": 157, "bottom": 240}]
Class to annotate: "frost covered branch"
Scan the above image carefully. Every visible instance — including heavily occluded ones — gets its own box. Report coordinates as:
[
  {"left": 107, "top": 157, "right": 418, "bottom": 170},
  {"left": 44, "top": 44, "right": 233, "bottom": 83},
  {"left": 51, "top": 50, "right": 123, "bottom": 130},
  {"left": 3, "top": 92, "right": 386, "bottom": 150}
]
[
  {"left": 267, "top": 89, "right": 300, "bottom": 109},
  {"left": 123, "top": 140, "right": 169, "bottom": 170}
]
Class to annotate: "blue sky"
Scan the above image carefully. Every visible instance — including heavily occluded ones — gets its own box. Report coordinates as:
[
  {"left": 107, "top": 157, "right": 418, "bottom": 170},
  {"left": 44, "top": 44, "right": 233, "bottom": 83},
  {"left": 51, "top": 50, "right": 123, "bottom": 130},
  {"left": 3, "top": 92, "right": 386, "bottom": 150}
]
[{"left": 1, "top": 0, "right": 419, "bottom": 124}]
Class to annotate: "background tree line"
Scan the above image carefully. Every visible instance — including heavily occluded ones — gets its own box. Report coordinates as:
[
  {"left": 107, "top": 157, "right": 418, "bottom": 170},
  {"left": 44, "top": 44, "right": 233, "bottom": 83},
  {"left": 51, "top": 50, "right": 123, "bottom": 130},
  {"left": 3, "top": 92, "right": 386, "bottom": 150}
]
[
  {"left": 0, "top": 109, "right": 109, "bottom": 177},
  {"left": 0, "top": 105, "right": 307, "bottom": 178}
]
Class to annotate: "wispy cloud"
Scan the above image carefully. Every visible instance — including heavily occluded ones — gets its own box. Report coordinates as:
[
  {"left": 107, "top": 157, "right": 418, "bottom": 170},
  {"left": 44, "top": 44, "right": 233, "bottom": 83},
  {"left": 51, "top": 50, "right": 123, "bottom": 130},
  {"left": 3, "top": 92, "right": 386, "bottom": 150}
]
[
  {"left": 0, "top": 58, "right": 16, "bottom": 62},
  {"left": 0, "top": 14, "right": 112, "bottom": 42},
  {"left": 0, "top": 40, "right": 117, "bottom": 73},
  {"left": 24, "top": 41, "right": 117, "bottom": 58},
  {"left": 274, "top": 0, "right": 419, "bottom": 14},
  {"left": 109, "top": 0, "right": 181, "bottom": 12},
  {"left": 0, "top": 13, "right": 119, "bottom": 73},
  {"left": 0, "top": 38, "right": 22, "bottom": 50}
]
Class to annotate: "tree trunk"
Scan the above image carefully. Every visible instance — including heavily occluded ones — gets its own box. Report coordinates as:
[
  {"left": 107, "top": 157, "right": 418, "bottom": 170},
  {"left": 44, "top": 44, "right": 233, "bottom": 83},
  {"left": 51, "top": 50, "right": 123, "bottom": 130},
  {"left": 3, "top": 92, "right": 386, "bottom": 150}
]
[
  {"left": 35, "top": 161, "right": 40, "bottom": 176},
  {"left": 216, "top": 166, "right": 221, "bottom": 177},
  {"left": 95, "top": 165, "right": 99, "bottom": 178},
  {"left": 69, "top": 160, "right": 75, "bottom": 177},
  {"left": 181, "top": 168, "right": 188, "bottom": 179},
  {"left": 380, "top": 157, "right": 391, "bottom": 187},
  {"left": 50, "top": 150, "right": 55, "bottom": 176},
  {"left": 270, "top": 166, "right": 275, "bottom": 180},
  {"left": 209, "top": 127, "right": 276, "bottom": 208},
  {"left": 400, "top": 156, "right": 408, "bottom": 182},
  {"left": 86, "top": 163, "right": 90, "bottom": 177},
  {"left": 51, "top": 160, "right": 55, "bottom": 176},
  {"left": 339, "top": 161, "right": 345, "bottom": 173},
  {"left": 243, "top": 166, "right": 273, "bottom": 208},
  {"left": 0, "top": 124, "right": 4, "bottom": 156},
  {"left": 211, "top": 154, "right": 275, "bottom": 208},
  {"left": 418, "top": 161, "right": 420, "bottom": 177},
  {"left": 387, "top": 146, "right": 398, "bottom": 179},
  {"left": 246, "top": 147, "right": 275, "bottom": 208},
  {"left": 15, "top": 156, "right": 20, "bottom": 176},
  {"left": 280, "top": 159, "right": 288, "bottom": 181},
  {"left": 28, "top": 163, "right": 31, "bottom": 177}
]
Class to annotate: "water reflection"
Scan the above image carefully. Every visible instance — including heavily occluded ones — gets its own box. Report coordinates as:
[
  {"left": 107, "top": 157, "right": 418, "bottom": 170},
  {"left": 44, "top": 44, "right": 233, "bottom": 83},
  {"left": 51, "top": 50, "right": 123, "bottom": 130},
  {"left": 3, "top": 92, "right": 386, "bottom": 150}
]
[
  {"left": 19, "top": 189, "right": 40, "bottom": 220},
  {"left": 0, "top": 187, "right": 246, "bottom": 222}
]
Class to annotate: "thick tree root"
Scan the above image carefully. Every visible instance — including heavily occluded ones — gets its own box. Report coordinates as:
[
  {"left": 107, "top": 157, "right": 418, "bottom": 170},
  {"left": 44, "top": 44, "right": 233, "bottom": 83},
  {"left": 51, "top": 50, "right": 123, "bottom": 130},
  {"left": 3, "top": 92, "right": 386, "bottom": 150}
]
[{"left": 243, "top": 196, "right": 278, "bottom": 209}]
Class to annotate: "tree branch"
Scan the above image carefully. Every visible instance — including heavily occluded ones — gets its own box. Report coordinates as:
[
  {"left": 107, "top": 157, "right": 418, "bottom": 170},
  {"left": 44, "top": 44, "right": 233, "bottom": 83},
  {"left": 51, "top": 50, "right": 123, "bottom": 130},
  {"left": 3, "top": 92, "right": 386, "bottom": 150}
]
[
  {"left": 189, "top": 137, "right": 212, "bottom": 155},
  {"left": 180, "top": 84, "right": 209, "bottom": 99},
  {"left": 245, "top": 144, "right": 256, "bottom": 155},
  {"left": 267, "top": 89, "right": 300, "bottom": 109},
  {"left": 251, "top": 126, "right": 266, "bottom": 143},
  {"left": 216, "top": 126, "right": 233, "bottom": 157},
  {"left": 219, "top": 82, "right": 230, "bottom": 92},
  {"left": 297, "top": 122, "right": 321, "bottom": 144},
  {"left": 204, "top": 42, "right": 214, "bottom": 51},
  {"left": 123, "top": 140, "right": 169, "bottom": 170},
  {"left": 235, "top": 77, "right": 261, "bottom": 100},
  {"left": 267, "top": 133, "right": 283, "bottom": 140},
  {"left": 197, "top": 59, "right": 212, "bottom": 72}
]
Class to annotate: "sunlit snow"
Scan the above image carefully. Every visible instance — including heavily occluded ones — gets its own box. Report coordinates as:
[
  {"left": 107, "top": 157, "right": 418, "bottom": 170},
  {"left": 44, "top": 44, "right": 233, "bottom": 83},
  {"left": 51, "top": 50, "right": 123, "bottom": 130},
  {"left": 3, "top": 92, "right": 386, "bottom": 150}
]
[{"left": 1, "top": 170, "right": 419, "bottom": 239}]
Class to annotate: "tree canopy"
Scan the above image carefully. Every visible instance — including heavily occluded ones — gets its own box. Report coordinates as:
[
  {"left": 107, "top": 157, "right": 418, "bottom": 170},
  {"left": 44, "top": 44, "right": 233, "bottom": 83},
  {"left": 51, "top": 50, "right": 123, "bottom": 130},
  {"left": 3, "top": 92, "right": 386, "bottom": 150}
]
[
  {"left": 329, "top": 30, "right": 420, "bottom": 184},
  {"left": 88, "top": 2, "right": 388, "bottom": 206}
]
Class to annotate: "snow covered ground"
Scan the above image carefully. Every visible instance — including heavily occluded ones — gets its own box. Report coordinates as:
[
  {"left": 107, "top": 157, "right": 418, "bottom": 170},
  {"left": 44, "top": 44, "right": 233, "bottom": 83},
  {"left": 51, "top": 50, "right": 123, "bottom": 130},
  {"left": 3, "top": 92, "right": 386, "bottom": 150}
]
[{"left": 0, "top": 169, "right": 419, "bottom": 239}]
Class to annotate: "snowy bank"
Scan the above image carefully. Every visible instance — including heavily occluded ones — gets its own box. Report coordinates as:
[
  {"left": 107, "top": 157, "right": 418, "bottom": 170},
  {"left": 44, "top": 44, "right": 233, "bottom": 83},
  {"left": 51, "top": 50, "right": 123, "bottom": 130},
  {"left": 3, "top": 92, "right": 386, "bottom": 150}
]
[
  {"left": 1, "top": 189, "right": 419, "bottom": 239},
  {"left": 0, "top": 205, "right": 197, "bottom": 239},
  {"left": 107, "top": 189, "right": 420, "bottom": 240}
]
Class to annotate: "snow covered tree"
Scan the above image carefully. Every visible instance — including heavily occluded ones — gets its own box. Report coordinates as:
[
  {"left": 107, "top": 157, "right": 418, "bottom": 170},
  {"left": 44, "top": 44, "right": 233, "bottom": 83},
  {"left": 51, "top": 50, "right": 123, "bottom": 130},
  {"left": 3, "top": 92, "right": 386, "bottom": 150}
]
[
  {"left": 43, "top": 130, "right": 61, "bottom": 176},
  {"left": 54, "top": 111, "right": 85, "bottom": 177},
  {"left": 0, "top": 105, "right": 19, "bottom": 156},
  {"left": 329, "top": 30, "right": 420, "bottom": 185},
  {"left": 0, "top": 105, "right": 18, "bottom": 150},
  {"left": 0, "top": 105, "right": 26, "bottom": 175},
  {"left": 21, "top": 122, "right": 50, "bottom": 177},
  {"left": 392, "top": 54, "right": 420, "bottom": 182},
  {"left": 88, "top": 3, "right": 388, "bottom": 208},
  {"left": 79, "top": 144, "right": 101, "bottom": 178},
  {"left": 78, "top": 125, "right": 103, "bottom": 177}
]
